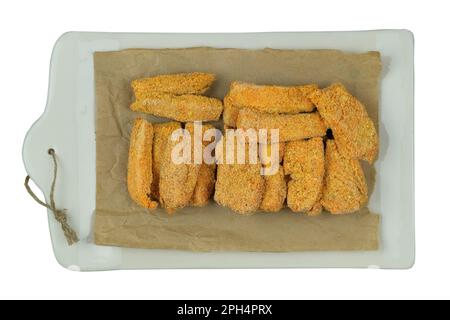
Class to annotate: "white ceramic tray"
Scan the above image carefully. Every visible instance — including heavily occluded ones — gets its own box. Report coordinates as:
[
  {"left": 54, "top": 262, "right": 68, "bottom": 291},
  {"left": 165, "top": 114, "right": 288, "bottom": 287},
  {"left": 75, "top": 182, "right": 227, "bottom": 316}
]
[{"left": 22, "top": 31, "right": 414, "bottom": 271}]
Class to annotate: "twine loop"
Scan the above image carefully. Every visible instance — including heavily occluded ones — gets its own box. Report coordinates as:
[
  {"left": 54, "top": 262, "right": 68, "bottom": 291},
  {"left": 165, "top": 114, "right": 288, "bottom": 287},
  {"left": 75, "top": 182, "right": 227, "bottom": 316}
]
[{"left": 24, "top": 148, "right": 79, "bottom": 246}]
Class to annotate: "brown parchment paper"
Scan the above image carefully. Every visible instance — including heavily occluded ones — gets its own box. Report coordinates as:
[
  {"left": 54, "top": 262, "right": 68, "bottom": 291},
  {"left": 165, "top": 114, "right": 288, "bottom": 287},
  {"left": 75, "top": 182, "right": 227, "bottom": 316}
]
[{"left": 94, "top": 48, "right": 381, "bottom": 252}]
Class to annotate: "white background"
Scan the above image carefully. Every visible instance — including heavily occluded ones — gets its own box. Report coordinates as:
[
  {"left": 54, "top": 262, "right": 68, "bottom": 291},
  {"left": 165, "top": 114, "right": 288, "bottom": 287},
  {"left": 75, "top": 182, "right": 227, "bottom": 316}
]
[{"left": 0, "top": 0, "right": 447, "bottom": 300}]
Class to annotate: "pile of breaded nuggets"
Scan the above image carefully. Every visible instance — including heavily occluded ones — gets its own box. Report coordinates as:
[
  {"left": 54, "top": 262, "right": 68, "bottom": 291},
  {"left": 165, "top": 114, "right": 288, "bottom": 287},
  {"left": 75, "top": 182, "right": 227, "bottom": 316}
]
[{"left": 127, "top": 72, "right": 378, "bottom": 215}]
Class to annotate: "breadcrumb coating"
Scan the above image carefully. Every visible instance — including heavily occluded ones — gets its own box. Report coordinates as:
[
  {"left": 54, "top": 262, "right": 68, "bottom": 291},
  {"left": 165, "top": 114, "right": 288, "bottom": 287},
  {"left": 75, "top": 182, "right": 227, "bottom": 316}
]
[
  {"left": 229, "top": 81, "right": 318, "bottom": 113},
  {"left": 131, "top": 72, "right": 215, "bottom": 100},
  {"left": 128, "top": 76, "right": 375, "bottom": 216},
  {"left": 191, "top": 163, "right": 216, "bottom": 207},
  {"left": 185, "top": 123, "right": 217, "bottom": 207},
  {"left": 259, "top": 142, "right": 286, "bottom": 212},
  {"left": 260, "top": 166, "right": 287, "bottom": 212},
  {"left": 222, "top": 94, "right": 240, "bottom": 127},
  {"left": 321, "top": 140, "right": 368, "bottom": 214},
  {"left": 214, "top": 135, "right": 265, "bottom": 214},
  {"left": 309, "top": 83, "right": 378, "bottom": 163},
  {"left": 259, "top": 142, "right": 285, "bottom": 167},
  {"left": 158, "top": 124, "right": 200, "bottom": 213},
  {"left": 284, "top": 138, "right": 324, "bottom": 215},
  {"left": 131, "top": 92, "right": 223, "bottom": 122},
  {"left": 307, "top": 198, "right": 323, "bottom": 216},
  {"left": 127, "top": 118, "right": 158, "bottom": 210},
  {"left": 151, "top": 122, "right": 181, "bottom": 200},
  {"left": 236, "top": 108, "right": 327, "bottom": 142}
]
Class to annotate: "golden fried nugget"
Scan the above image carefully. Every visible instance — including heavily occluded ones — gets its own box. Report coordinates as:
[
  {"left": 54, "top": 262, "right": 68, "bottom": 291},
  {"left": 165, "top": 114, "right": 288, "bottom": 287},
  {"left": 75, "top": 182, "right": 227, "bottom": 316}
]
[
  {"left": 127, "top": 118, "right": 158, "bottom": 210},
  {"left": 151, "top": 122, "right": 181, "bottom": 200},
  {"left": 159, "top": 125, "right": 200, "bottom": 213},
  {"left": 229, "top": 81, "right": 318, "bottom": 113},
  {"left": 284, "top": 138, "right": 325, "bottom": 215},
  {"left": 131, "top": 72, "right": 215, "bottom": 100},
  {"left": 236, "top": 108, "right": 327, "bottom": 142},
  {"left": 309, "top": 83, "right": 378, "bottom": 163},
  {"left": 222, "top": 94, "right": 240, "bottom": 127},
  {"left": 214, "top": 135, "right": 265, "bottom": 214},
  {"left": 260, "top": 166, "right": 287, "bottom": 212},
  {"left": 130, "top": 92, "right": 223, "bottom": 122},
  {"left": 185, "top": 123, "right": 217, "bottom": 207},
  {"left": 321, "top": 140, "right": 368, "bottom": 214}
]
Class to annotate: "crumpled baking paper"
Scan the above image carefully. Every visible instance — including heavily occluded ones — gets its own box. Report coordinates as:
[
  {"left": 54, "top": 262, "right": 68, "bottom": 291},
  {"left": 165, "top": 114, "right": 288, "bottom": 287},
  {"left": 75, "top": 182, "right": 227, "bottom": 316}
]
[{"left": 94, "top": 48, "right": 381, "bottom": 251}]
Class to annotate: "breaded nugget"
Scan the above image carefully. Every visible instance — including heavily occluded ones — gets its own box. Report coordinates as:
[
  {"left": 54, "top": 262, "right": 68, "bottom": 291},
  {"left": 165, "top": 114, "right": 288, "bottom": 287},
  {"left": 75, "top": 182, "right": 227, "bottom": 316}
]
[
  {"left": 284, "top": 138, "right": 324, "bottom": 215},
  {"left": 260, "top": 166, "right": 287, "bottom": 212},
  {"left": 287, "top": 180, "right": 323, "bottom": 215},
  {"left": 127, "top": 118, "right": 158, "bottom": 209},
  {"left": 229, "top": 81, "right": 318, "bottom": 113},
  {"left": 214, "top": 135, "right": 265, "bottom": 214},
  {"left": 309, "top": 83, "right": 378, "bottom": 163},
  {"left": 159, "top": 125, "right": 200, "bottom": 213},
  {"left": 215, "top": 164, "right": 265, "bottom": 214},
  {"left": 131, "top": 92, "right": 223, "bottom": 122},
  {"left": 321, "top": 140, "right": 368, "bottom": 214},
  {"left": 151, "top": 122, "right": 181, "bottom": 200},
  {"left": 222, "top": 94, "right": 240, "bottom": 127},
  {"left": 237, "top": 108, "right": 327, "bottom": 142},
  {"left": 185, "top": 123, "right": 217, "bottom": 207},
  {"left": 131, "top": 72, "right": 215, "bottom": 99}
]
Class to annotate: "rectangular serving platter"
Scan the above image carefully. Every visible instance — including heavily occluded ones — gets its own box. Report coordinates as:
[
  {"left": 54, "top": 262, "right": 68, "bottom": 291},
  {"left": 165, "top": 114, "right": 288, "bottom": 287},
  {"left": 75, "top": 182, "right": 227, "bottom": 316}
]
[{"left": 22, "top": 31, "right": 414, "bottom": 270}]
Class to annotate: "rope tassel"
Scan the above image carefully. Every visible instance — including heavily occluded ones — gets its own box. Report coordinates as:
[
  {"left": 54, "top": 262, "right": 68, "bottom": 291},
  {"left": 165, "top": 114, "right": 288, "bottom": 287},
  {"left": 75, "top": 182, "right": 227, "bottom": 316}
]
[{"left": 24, "top": 148, "right": 79, "bottom": 246}]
